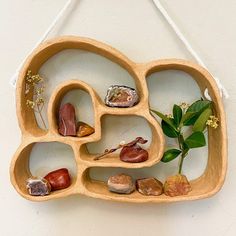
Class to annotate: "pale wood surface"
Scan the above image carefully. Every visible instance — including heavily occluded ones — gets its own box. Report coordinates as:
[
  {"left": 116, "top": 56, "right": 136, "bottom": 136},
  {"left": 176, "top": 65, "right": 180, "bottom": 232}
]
[{"left": 10, "top": 36, "right": 227, "bottom": 202}]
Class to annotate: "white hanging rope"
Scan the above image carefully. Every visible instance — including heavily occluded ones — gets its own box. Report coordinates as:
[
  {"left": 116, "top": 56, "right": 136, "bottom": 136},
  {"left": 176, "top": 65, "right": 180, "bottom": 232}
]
[
  {"left": 10, "top": 0, "right": 74, "bottom": 87},
  {"left": 152, "top": 0, "right": 229, "bottom": 100},
  {"left": 10, "top": 0, "right": 229, "bottom": 100}
]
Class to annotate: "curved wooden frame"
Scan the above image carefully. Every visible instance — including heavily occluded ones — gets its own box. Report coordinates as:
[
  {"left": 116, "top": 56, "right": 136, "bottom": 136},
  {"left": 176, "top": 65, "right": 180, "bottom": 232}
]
[{"left": 10, "top": 36, "right": 227, "bottom": 202}]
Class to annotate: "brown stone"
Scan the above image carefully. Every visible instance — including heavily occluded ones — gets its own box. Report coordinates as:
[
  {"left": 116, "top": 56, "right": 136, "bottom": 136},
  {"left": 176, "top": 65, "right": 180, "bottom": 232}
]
[
  {"left": 120, "top": 144, "right": 148, "bottom": 163},
  {"left": 26, "top": 178, "right": 51, "bottom": 196},
  {"left": 58, "top": 103, "right": 77, "bottom": 136},
  {"left": 77, "top": 121, "right": 95, "bottom": 137},
  {"left": 44, "top": 168, "right": 71, "bottom": 191},
  {"left": 136, "top": 178, "right": 163, "bottom": 196},
  {"left": 108, "top": 174, "right": 135, "bottom": 194},
  {"left": 105, "top": 85, "right": 139, "bottom": 108},
  {"left": 164, "top": 174, "right": 192, "bottom": 197}
]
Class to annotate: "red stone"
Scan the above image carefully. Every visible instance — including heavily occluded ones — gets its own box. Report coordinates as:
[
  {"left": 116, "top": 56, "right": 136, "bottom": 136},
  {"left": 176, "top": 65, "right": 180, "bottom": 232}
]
[
  {"left": 120, "top": 144, "right": 148, "bottom": 163},
  {"left": 44, "top": 168, "right": 71, "bottom": 191},
  {"left": 58, "top": 103, "right": 77, "bottom": 136}
]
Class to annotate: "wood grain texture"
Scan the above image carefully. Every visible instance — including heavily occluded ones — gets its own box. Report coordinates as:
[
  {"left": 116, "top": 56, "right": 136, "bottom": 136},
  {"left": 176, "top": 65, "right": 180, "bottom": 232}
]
[{"left": 10, "top": 36, "right": 227, "bottom": 202}]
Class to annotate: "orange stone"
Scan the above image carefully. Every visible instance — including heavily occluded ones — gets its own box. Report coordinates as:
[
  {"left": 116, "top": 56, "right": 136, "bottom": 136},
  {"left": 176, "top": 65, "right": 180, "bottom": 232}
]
[
  {"left": 164, "top": 174, "right": 192, "bottom": 197},
  {"left": 77, "top": 122, "right": 95, "bottom": 137}
]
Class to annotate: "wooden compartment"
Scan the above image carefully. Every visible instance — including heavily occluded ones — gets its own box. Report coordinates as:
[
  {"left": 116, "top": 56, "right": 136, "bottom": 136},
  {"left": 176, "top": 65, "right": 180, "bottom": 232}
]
[{"left": 10, "top": 36, "right": 227, "bottom": 202}]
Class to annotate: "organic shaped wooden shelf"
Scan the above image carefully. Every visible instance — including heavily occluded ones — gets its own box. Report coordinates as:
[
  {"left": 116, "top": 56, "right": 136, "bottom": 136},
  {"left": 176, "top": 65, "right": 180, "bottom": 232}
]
[{"left": 10, "top": 36, "right": 227, "bottom": 202}]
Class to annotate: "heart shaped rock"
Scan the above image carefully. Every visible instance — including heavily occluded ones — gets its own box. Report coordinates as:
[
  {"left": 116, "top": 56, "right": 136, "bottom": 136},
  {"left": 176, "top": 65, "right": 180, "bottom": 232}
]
[{"left": 120, "top": 144, "right": 148, "bottom": 163}]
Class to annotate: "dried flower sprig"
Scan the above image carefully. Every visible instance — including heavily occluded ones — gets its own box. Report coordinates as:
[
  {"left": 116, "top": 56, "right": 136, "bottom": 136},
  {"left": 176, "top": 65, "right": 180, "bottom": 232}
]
[
  {"left": 25, "top": 70, "right": 47, "bottom": 130},
  {"left": 94, "top": 137, "right": 147, "bottom": 160},
  {"left": 206, "top": 115, "right": 219, "bottom": 129}
]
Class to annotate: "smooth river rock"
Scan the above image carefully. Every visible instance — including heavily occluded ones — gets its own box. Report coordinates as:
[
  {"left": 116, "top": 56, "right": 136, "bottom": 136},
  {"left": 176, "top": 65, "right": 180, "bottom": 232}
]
[
  {"left": 44, "top": 168, "right": 71, "bottom": 191},
  {"left": 136, "top": 178, "right": 163, "bottom": 196},
  {"left": 107, "top": 173, "right": 135, "bottom": 194}
]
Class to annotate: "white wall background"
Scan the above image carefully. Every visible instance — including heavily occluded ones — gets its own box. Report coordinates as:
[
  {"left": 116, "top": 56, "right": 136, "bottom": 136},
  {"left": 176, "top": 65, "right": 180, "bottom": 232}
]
[{"left": 0, "top": 0, "right": 235, "bottom": 235}]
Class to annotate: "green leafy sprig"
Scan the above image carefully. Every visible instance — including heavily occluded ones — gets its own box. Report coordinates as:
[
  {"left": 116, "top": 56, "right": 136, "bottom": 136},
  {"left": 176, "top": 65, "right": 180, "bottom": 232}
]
[{"left": 151, "top": 99, "right": 219, "bottom": 174}]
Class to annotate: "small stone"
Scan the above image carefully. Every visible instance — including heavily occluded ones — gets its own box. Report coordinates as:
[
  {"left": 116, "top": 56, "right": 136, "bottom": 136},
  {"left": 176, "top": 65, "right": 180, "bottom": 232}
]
[
  {"left": 77, "top": 121, "right": 95, "bottom": 137},
  {"left": 105, "top": 85, "right": 139, "bottom": 108},
  {"left": 136, "top": 178, "right": 163, "bottom": 196},
  {"left": 120, "top": 144, "right": 148, "bottom": 163},
  {"left": 58, "top": 103, "right": 77, "bottom": 136},
  {"left": 26, "top": 178, "right": 51, "bottom": 196},
  {"left": 108, "top": 174, "right": 135, "bottom": 194},
  {"left": 44, "top": 168, "right": 71, "bottom": 191},
  {"left": 164, "top": 174, "right": 192, "bottom": 197}
]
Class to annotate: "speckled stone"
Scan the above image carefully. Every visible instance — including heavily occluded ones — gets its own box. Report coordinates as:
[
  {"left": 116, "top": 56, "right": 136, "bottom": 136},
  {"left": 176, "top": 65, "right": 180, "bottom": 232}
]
[
  {"left": 108, "top": 174, "right": 135, "bottom": 194},
  {"left": 164, "top": 174, "right": 192, "bottom": 197},
  {"left": 77, "top": 121, "right": 95, "bottom": 137},
  {"left": 136, "top": 178, "right": 163, "bottom": 196}
]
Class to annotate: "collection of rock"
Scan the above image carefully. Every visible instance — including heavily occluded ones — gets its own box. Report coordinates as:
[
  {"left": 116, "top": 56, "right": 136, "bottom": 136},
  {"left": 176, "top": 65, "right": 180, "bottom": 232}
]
[
  {"left": 107, "top": 173, "right": 192, "bottom": 197},
  {"left": 55, "top": 88, "right": 192, "bottom": 198},
  {"left": 26, "top": 168, "right": 71, "bottom": 196},
  {"left": 58, "top": 103, "right": 95, "bottom": 137},
  {"left": 107, "top": 174, "right": 163, "bottom": 196}
]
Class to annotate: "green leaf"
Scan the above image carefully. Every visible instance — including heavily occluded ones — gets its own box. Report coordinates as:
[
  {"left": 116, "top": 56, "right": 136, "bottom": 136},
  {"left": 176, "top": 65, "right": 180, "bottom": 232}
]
[
  {"left": 161, "top": 149, "right": 182, "bottom": 162},
  {"left": 173, "top": 104, "right": 182, "bottom": 126},
  {"left": 186, "top": 100, "right": 211, "bottom": 113},
  {"left": 181, "top": 100, "right": 212, "bottom": 126},
  {"left": 161, "top": 120, "right": 179, "bottom": 138},
  {"left": 150, "top": 109, "right": 177, "bottom": 130},
  {"left": 182, "top": 113, "right": 199, "bottom": 126},
  {"left": 193, "top": 108, "right": 212, "bottom": 132},
  {"left": 184, "top": 132, "right": 206, "bottom": 148}
]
